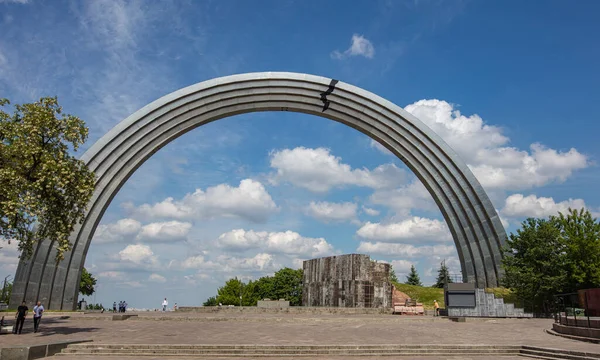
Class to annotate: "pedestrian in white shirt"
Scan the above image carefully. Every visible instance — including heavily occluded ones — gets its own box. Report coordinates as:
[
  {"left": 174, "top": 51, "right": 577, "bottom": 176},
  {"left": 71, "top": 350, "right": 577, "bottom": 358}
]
[
  {"left": 33, "top": 301, "right": 44, "bottom": 333},
  {"left": 162, "top": 298, "right": 168, "bottom": 311}
]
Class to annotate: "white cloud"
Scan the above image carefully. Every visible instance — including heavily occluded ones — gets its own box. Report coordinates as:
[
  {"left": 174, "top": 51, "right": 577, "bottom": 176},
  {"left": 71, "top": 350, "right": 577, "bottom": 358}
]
[
  {"left": 94, "top": 218, "right": 142, "bottom": 244},
  {"left": 501, "top": 194, "right": 588, "bottom": 218},
  {"left": 383, "top": 259, "right": 413, "bottom": 274},
  {"left": 369, "top": 180, "right": 436, "bottom": 216},
  {"left": 0, "top": 0, "right": 29, "bottom": 3},
  {"left": 118, "top": 244, "right": 159, "bottom": 267},
  {"left": 148, "top": 273, "right": 167, "bottom": 283},
  {"left": 131, "top": 179, "right": 278, "bottom": 223},
  {"left": 217, "top": 229, "right": 335, "bottom": 258},
  {"left": 269, "top": 147, "right": 406, "bottom": 192},
  {"left": 362, "top": 206, "right": 380, "bottom": 216},
  {"left": 369, "top": 139, "right": 393, "bottom": 156},
  {"left": 180, "top": 255, "right": 218, "bottom": 270},
  {"left": 97, "top": 271, "right": 127, "bottom": 280},
  {"left": 331, "top": 34, "right": 375, "bottom": 59},
  {"left": 136, "top": 221, "right": 192, "bottom": 243},
  {"left": 404, "top": 99, "right": 589, "bottom": 191},
  {"left": 357, "top": 242, "right": 455, "bottom": 258},
  {"left": 218, "top": 253, "right": 276, "bottom": 272},
  {"left": 356, "top": 217, "right": 452, "bottom": 243},
  {"left": 305, "top": 201, "right": 358, "bottom": 223}
]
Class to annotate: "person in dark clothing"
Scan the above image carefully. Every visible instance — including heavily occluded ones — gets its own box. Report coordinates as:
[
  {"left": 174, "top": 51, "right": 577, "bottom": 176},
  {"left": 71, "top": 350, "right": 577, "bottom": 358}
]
[
  {"left": 13, "top": 301, "right": 28, "bottom": 334},
  {"left": 113, "top": 302, "right": 117, "bottom": 313}
]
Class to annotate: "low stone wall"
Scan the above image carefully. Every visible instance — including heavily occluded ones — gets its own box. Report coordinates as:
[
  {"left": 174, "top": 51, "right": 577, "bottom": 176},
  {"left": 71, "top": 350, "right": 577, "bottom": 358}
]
[
  {"left": 179, "top": 306, "right": 393, "bottom": 315},
  {"left": 553, "top": 323, "right": 600, "bottom": 339},
  {"left": 257, "top": 300, "right": 289, "bottom": 308}
]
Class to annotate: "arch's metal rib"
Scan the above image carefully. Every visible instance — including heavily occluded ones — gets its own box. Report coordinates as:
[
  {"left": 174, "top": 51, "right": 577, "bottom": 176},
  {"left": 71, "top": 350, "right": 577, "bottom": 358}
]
[{"left": 10, "top": 72, "right": 507, "bottom": 310}]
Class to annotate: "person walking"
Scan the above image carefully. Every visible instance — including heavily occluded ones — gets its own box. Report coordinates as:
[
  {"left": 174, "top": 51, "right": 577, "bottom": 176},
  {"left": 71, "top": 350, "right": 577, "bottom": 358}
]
[
  {"left": 13, "top": 301, "right": 28, "bottom": 334},
  {"left": 33, "top": 301, "right": 44, "bottom": 333},
  {"left": 162, "top": 298, "right": 168, "bottom": 312},
  {"left": 433, "top": 300, "right": 440, "bottom": 316},
  {"left": 113, "top": 301, "right": 117, "bottom": 313}
]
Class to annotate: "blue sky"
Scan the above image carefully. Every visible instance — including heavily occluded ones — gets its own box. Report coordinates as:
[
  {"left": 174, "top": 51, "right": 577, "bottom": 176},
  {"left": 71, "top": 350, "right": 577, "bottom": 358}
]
[{"left": 1, "top": 0, "right": 599, "bottom": 309}]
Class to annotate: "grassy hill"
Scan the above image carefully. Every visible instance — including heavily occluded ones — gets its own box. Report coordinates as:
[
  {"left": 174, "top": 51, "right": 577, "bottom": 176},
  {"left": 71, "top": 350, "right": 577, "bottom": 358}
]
[{"left": 393, "top": 282, "right": 444, "bottom": 310}]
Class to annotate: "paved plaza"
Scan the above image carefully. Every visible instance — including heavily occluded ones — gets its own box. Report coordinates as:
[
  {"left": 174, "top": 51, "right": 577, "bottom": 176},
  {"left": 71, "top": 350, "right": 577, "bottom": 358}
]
[{"left": 1, "top": 312, "right": 598, "bottom": 359}]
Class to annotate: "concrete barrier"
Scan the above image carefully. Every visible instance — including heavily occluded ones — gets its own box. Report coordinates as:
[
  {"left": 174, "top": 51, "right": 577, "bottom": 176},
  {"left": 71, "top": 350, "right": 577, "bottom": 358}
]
[
  {"left": 553, "top": 322, "right": 600, "bottom": 339},
  {"left": 0, "top": 339, "right": 92, "bottom": 360}
]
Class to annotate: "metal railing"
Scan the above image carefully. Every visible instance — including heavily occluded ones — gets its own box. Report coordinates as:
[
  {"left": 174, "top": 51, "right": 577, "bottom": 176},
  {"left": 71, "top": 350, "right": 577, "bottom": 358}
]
[{"left": 554, "top": 292, "right": 597, "bottom": 328}]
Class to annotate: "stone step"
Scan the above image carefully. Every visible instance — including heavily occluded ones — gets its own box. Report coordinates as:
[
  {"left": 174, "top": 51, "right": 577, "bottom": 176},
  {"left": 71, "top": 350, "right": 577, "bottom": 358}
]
[
  {"left": 521, "top": 346, "right": 600, "bottom": 359},
  {"left": 65, "top": 344, "right": 521, "bottom": 350},
  {"left": 56, "top": 353, "right": 523, "bottom": 358},
  {"left": 62, "top": 349, "right": 520, "bottom": 355},
  {"left": 58, "top": 344, "right": 523, "bottom": 357}
]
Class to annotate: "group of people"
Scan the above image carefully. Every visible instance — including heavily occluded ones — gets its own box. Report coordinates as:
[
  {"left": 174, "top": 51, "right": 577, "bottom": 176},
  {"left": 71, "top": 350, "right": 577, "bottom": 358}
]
[
  {"left": 113, "top": 300, "right": 128, "bottom": 313},
  {"left": 13, "top": 301, "right": 44, "bottom": 335}
]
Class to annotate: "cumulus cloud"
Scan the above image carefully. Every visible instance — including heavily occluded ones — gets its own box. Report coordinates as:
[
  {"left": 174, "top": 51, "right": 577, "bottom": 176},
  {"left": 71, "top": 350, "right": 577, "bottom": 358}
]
[
  {"left": 217, "top": 229, "right": 335, "bottom": 258},
  {"left": 130, "top": 179, "right": 278, "bottom": 222},
  {"left": 180, "top": 255, "right": 218, "bottom": 270},
  {"left": 362, "top": 206, "right": 380, "bottom": 216},
  {"left": 305, "top": 201, "right": 358, "bottom": 223},
  {"left": 331, "top": 34, "right": 375, "bottom": 59},
  {"left": 356, "top": 217, "right": 452, "bottom": 243},
  {"left": 369, "top": 180, "right": 436, "bottom": 216},
  {"left": 357, "top": 242, "right": 455, "bottom": 257},
  {"left": 148, "top": 273, "right": 167, "bottom": 283},
  {"left": 180, "top": 252, "right": 278, "bottom": 276},
  {"left": 94, "top": 218, "right": 142, "bottom": 244},
  {"left": 93, "top": 219, "right": 191, "bottom": 244},
  {"left": 118, "top": 244, "right": 159, "bottom": 267},
  {"left": 136, "top": 221, "right": 192, "bottom": 243},
  {"left": 501, "top": 194, "right": 589, "bottom": 218},
  {"left": 404, "top": 99, "right": 589, "bottom": 191},
  {"left": 269, "top": 147, "right": 406, "bottom": 192},
  {"left": 218, "top": 253, "right": 277, "bottom": 272}
]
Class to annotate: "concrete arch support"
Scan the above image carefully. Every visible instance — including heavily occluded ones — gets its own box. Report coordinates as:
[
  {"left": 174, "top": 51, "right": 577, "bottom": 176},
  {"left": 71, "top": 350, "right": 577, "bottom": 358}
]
[{"left": 10, "top": 72, "right": 507, "bottom": 310}]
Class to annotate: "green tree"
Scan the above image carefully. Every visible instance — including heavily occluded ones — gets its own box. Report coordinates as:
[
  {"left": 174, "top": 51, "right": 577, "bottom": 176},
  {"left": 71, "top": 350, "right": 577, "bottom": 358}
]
[
  {"left": 405, "top": 265, "right": 423, "bottom": 286},
  {"left": 79, "top": 267, "right": 97, "bottom": 296},
  {"left": 389, "top": 266, "right": 399, "bottom": 283},
  {"left": 1, "top": 279, "right": 12, "bottom": 304},
  {"left": 203, "top": 296, "right": 218, "bottom": 306},
  {"left": 245, "top": 276, "right": 275, "bottom": 305},
  {"left": 216, "top": 277, "right": 255, "bottom": 306},
  {"left": 0, "top": 97, "right": 95, "bottom": 260},
  {"left": 555, "top": 208, "right": 600, "bottom": 292},
  {"left": 502, "top": 217, "right": 567, "bottom": 313},
  {"left": 433, "top": 261, "right": 453, "bottom": 288},
  {"left": 271, "top": 267, "right": 303, "bottom": 306}
]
